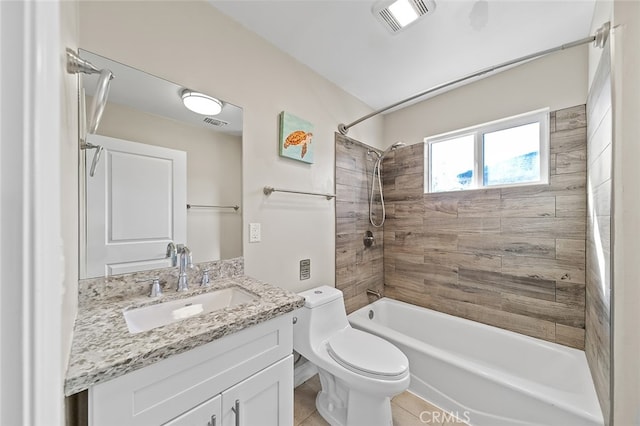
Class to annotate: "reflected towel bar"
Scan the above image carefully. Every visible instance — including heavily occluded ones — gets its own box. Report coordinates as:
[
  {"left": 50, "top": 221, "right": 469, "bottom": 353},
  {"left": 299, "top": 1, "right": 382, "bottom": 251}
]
[
  {"left": 263, "top": 186, "right": 335, "bottom": 200},
  {"left": 187, "top": 204, "right": 240, "bottom": 211}
]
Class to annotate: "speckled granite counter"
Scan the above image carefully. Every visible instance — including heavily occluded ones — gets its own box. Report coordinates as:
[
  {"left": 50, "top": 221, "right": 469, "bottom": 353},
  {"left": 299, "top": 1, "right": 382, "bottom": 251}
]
[{"left": 64, "top": 258, "right": 304, "bottom": 396}]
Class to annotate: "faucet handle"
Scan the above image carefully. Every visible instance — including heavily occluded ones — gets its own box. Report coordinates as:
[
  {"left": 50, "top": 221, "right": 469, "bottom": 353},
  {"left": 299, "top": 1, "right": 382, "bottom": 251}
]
[
  {"left": 201, "top": 269, "right": 211, "bottom": 287},
  {"left": 149, "top": 278, "right": 162, "bottom": 297},
  {"left": 136, "top": 277, "right": 163, "bottom": 297}
]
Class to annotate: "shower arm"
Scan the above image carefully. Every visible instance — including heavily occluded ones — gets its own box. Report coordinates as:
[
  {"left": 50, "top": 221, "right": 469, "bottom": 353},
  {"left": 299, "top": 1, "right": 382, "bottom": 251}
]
[{"left": 338, "top": 22, "right": 610, "bottom": 135}]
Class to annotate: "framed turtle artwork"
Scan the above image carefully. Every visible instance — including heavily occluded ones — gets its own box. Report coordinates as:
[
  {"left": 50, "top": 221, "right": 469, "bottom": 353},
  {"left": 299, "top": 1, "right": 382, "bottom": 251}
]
[{"left": 279, "top": 111, "right": 314, "bottom": 164}]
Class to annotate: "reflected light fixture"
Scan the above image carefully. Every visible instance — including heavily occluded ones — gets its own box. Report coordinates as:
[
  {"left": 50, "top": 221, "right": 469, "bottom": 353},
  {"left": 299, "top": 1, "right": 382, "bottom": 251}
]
[{"left": 181, "top": 90, "right": 223, "bottom": 116}]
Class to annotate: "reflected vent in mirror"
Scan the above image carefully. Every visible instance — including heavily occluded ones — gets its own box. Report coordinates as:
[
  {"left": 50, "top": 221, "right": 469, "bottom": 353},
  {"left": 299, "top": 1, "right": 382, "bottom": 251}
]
[{"left": 203, "top": 117, "right": 229, "bottom": 127}]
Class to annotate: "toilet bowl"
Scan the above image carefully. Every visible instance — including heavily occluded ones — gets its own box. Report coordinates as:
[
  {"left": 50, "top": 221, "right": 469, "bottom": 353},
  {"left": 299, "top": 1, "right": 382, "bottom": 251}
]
[{"left": 293, "top": 286, "right": 410, "bottom": 426}]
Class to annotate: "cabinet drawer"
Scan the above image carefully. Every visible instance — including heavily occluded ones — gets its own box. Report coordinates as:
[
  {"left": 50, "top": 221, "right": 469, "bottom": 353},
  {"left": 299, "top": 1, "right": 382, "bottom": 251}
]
[
  {"left": 89, "top": 313, "right": 293, "bottom": 426},
  {"left": 163, "top": 394, "right": 220, "bottom": 426}
]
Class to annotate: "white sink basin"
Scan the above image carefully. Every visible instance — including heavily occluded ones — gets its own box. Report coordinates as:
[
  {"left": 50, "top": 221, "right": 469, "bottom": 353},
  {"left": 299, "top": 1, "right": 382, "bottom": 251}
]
[{"left": 123, "top": 286, "right": 258, "bottom": 334}]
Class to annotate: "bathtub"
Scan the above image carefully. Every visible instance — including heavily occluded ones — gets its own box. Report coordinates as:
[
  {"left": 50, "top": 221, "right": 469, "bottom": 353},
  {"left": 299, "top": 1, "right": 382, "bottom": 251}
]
[{"left": 348, "top": 298, "right": 603, "bottom": 426}]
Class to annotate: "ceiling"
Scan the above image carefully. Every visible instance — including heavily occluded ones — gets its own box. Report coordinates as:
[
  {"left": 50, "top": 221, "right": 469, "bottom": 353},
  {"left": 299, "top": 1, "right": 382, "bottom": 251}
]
[
  {"left": 80, "top": 50, "right": 243, "bottom": 136},
  {"left": 211, "top": 0, "right": 596, "bottom": 112}
]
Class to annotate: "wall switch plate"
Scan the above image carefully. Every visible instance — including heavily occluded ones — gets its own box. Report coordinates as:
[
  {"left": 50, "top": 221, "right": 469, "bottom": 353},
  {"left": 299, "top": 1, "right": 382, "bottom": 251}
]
[
  {"left": 300, "top": 259, "right": 310, "bottom": 280},
  {"left": 249, "top": 223, "right": 261, "bottom": 243}
]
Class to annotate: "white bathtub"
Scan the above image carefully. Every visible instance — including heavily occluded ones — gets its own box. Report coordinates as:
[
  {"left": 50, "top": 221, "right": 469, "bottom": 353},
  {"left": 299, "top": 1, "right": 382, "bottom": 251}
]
[{"left": 348, "top": 298, "right": 603, "bottom": 426}]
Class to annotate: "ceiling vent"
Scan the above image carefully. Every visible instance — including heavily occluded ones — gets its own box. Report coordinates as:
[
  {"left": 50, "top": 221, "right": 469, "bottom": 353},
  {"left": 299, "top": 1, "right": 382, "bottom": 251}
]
[
  {"left": 203, "top": 117, "right": 229, "bottom": 127},
  {"left": 373, "top": 0, "right": 436, "bottom": 34}
]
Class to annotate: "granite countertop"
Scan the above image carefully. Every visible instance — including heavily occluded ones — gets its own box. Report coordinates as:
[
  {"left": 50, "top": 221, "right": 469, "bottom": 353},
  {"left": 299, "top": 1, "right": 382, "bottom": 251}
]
[{"left": 64, "top": 264, "right": 304, "bottom": 396}]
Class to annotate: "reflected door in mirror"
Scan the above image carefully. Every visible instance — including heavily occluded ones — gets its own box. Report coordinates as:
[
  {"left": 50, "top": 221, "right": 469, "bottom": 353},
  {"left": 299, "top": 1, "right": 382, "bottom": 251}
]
[{"left": 86, "top": 134, "right": 187, "bottom": 278}]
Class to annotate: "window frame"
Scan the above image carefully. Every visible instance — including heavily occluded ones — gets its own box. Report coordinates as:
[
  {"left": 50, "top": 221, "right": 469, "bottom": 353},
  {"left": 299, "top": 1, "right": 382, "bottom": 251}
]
[{"left": 424, "top": 108, "right": 550, "bottom": 194}]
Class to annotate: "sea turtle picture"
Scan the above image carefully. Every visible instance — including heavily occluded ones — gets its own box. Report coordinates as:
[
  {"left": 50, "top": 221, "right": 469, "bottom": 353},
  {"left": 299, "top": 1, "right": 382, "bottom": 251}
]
[
  {"left": 284, "top": 130, "right": 313, "bottom": 158},
  {"left": 279, "top": 111, "right": 315, "bottom": 163}
]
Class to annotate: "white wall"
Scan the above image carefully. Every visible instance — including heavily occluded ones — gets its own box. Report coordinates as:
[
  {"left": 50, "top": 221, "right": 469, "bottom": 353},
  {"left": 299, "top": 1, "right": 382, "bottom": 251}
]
[
  {"left": 2, "top": 0, "right": 69, "bottom": 422},
  {"left": 383, "top": 46, "right": 588, "bottom": 145},
  {"left": 610, "top": 1, "right": 640, "bottom": 423},
  {"left": 96, "top": 102, "right": 243, "bottom": 265},
  {"left": 77, "top": 1, "right": 382, "bottom": 294}
]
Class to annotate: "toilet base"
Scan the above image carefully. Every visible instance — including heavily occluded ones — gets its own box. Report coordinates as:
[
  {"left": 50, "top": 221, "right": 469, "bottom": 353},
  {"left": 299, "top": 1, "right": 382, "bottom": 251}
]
[{"left": 315, "top": 369, "right": 394, "bottom": 426}]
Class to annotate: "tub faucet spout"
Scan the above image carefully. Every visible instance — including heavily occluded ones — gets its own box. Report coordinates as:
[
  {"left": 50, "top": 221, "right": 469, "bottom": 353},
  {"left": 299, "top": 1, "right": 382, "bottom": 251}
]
[{"left": 366, "top": 289, "right": 382, "bottom": 299}]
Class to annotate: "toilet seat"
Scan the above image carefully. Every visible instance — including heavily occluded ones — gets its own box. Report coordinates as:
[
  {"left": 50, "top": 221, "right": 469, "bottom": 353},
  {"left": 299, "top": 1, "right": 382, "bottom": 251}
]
[{"left": 327, "top": 328, "right": 408, "bottom": 379}]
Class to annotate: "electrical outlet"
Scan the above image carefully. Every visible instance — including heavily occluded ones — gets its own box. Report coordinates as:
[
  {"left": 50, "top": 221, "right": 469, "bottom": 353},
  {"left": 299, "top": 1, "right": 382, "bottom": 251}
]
[
  {"left": 249, "top": 223, "right": 261, "bottom": 243},
  {"left": 300, "top": 259, "right": 310, "bottom": 280}
]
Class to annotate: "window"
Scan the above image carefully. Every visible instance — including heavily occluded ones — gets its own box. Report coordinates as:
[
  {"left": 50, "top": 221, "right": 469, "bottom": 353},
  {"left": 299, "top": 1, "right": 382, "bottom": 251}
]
[{"left": 425, "top": 109, "right": 549, "bottom": 193}]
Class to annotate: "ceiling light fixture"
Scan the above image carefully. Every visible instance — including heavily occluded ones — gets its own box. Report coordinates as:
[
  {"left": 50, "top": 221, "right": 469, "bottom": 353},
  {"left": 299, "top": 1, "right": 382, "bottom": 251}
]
[
  {"left": 181, "top": 90, "right": 223, "bottom": 116},
  {"left": 373, "top": 0, "right": 436, "bottom": 34},
  {"left": 388, "top": 0, "right": 419, "bottom": 27}
]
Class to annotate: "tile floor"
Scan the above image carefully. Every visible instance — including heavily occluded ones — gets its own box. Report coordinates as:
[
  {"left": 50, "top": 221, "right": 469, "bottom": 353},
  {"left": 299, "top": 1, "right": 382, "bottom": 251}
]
[{"left": 294, "top": 375, "right": 469, "bottom": 426}]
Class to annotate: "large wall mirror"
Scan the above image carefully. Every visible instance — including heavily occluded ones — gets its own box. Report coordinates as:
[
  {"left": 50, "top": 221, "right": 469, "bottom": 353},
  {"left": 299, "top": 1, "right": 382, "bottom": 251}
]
[{"left": 79, "top": 50, "right": 243, "bottom": 279}]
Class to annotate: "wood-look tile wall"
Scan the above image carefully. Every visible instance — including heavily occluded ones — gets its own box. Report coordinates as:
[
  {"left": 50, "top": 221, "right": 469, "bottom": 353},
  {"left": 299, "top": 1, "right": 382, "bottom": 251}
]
[
  {"left": 383, "top": 105, "right": 587, "bottom": 349},
  {"left": 335, "top": 134, "right": 384, "bottom": 313},
  {"left": 585, "top": 48, "right": 611, "bottom": 423}
]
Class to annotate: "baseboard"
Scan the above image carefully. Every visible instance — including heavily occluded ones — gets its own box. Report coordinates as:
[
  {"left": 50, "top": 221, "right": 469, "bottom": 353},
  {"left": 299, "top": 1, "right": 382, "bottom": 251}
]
[{"left": 294, "top": 357, "right": 318, "bottom": 388}]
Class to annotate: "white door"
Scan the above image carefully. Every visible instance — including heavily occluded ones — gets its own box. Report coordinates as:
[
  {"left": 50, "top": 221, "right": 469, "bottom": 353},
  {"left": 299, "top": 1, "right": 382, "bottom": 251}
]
[
  {"left": 86, "top": 134, "right": 187, "bottom": 278},
  {"left": 222, "top": 356, "right": 293, "bottom": 426}
]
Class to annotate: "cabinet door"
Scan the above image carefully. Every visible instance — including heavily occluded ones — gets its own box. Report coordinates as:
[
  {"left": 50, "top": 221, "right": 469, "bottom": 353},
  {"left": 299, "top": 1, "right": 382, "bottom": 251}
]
[
  {"left": 222, "top": 355, "right": 293, "bottom": 426},
  {"left": 164, "top": 394, "right": 221, "bottom": 426}
]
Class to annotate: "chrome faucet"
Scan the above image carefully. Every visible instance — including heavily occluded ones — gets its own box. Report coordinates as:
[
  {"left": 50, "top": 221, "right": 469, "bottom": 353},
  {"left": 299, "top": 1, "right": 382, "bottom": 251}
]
[
  {"left": 176, "top": 245, "right": 193, "bottom": 292},
  {"left": 166, "top": 242, "right": 178, "bottom": 267}
]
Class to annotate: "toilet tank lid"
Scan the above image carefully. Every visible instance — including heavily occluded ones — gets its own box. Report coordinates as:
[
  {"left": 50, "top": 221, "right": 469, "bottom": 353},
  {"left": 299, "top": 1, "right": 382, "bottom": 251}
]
[{"left": 298, "top": 286, "right": 342, "bottom": 308}]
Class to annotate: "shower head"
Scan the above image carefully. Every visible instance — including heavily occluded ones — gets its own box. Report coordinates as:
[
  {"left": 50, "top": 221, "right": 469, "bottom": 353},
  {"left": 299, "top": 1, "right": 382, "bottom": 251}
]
[
  {"left": 367, "top": 149, "right": 381, "bottom": 160},
  {"left": 380, "top": 141, "right": 406, "bottom": 159},
  {"left": 387, "top": 141, "right": 406, "bottom": 152},
  {"left": 368, "top": 142, "right": 406, "bottom": 161}
]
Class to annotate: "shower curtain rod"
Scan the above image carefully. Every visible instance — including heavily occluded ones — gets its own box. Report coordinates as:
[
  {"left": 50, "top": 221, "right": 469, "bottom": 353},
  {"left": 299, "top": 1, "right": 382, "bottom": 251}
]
[{"left": 338, "top": 22, "right": 610, "bottom": 135}]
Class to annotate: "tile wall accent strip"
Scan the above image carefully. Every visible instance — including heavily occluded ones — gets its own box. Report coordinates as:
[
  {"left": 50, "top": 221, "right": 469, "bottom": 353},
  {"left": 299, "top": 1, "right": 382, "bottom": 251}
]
[{"left": 335, "top": 134, "right": 384, "bottom": 313}]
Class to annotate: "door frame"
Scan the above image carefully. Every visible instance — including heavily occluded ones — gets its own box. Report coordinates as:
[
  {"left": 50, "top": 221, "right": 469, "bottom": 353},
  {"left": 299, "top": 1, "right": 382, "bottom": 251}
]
[{"left": 0, "top": 0, "right": 63, "bottom": 423}]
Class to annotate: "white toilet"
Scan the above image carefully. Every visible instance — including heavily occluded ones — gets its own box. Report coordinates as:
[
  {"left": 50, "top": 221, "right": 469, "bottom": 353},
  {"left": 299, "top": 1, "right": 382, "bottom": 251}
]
[{"left": 294, "top": 286, "right": 410, "bottom": 426}]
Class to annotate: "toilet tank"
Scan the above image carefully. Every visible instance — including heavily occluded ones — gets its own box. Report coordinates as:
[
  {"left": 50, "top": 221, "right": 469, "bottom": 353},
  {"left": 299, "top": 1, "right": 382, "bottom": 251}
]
[
  {"left": 294, "top": 286, "right": 350, "bottom": 351},
  {"left": 299, "top": 286, "right": 342, "bottom": 308}
]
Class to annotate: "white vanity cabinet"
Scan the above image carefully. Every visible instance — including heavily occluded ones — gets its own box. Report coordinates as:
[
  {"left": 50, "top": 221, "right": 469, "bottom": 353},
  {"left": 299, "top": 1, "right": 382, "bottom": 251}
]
[
  {"left": 164, "top": 394, "right": 221, "bottom": 426},
  {"left": 164, "top": 357, "right": 292, "bottom": 426},
  {"left": 221, "top": 356, "right": 292, "bottom": 426},
  {"left": 88, "top": 313, "right": 294, "bottom": 426}
]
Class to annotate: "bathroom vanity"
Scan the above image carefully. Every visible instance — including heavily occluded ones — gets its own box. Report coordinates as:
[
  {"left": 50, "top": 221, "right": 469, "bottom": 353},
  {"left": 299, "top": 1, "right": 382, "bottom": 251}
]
[
  {"left": 90, "top": 315, "right": 293, "bottom": 425},
  {"left": 65, "top": 258, "right": 304, "bottom": 426}
]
